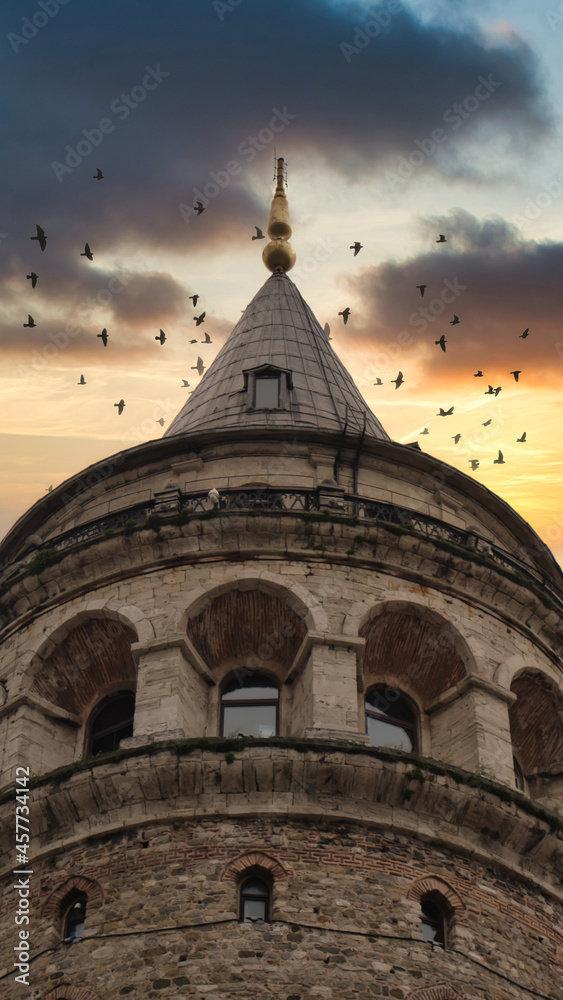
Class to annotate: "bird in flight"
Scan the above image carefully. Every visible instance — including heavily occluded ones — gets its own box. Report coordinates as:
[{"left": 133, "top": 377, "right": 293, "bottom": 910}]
[
  {"left": 450, "top": 315, "right": 460, "bottom": 326},
  {"left": 469, "top": 460, "right": 480, "bottom": 470},
  {"left": 482, "top": 419, "right": 492, "bottom": 427},
  {"left": 485, "top": 385, "right": 502, "bottom": 397},
  {"left": 391, "top": 371, "right": 404, "bottom": 389},
  {"left": 494, "top": 386, "right": 502, "bottom": 396},
  {"left": 155, "top": 330, "right": 166, "bottom": 345},
  {"left": 194, "top": 201, "right": 205, "bottom": 215},
  {"left": 452, "top": 434, "right": 461, "bottom": 444},
  {"left": 201, "top": 332, "right": 212, "bottom": 343},
  {"left": 23, "top": 314, "right": 36, "bottom": 327},
  {"left": 350, "top": 242, "right": 363, "bottom": 256},
  {"left": 98, "top": 328, "right": 108, "bottom": 346},
  {"left": 77, "top": 374, "right": 86, "bottom": 385},
  {"left": 114, "top": 399, "right": 125, "bottom": 414},
  {"left": 189, "top": 339, "right": 198, "bottom": 344},
  {"left": 252, "top": 227, "right": 265, "bottom": 240},
  {"left": 194, "top": 312, "right": 206, "bottom": 326},
  {"left": 93, "top": 168, "right": 104, "bottom": 180},
  {"left": 26, "top": 272, "right": 38, "bottom": 288},
  {"left": 421, "top": 428, "right": 429, "bottom": 435},
  {"left": 416, "top": 285, "right": 426, "bottom": 297},
  {"left": 81, "top": 243, "right": 93, "bottom": 260},
  {"left": 338, "top": 308, "right": 351, "bottom": 325},
  {"left": 517, "top": 432, "right": 527, "bottom": 442},
  {"left": 181, "top": 380, "right": 190, "bottom": 387},
  {"left": 437, "top": 406, "right": 454, "bottom": 416},
  {"left": 189, "top": 294, "right": 199, "bottom": 307},
  {"left": 191, "top": 357, "right": 205, "bottom": 376},
  {"left": 436, "top": 234, "right": 447, "bottom": 243},
  {"left": 156, "top": 418, "right": 165, "bottom": 426},
  {"left": 435, "top": 335, "right": 447, "bottom": 352},
  {"left": 519, "top": 328, "right": 529, "bottom": 338},
  {"left": 373, "top": 378, "right": 383, "bottom": 385},
  {"left": 31, "top": 224, "right": 47, "bottom": 251},
  {"left": 493, "top": 450, "right": 505, "bottom": 464},
  {"left": 474, "top": 370, "right": 483, "bottom": 377},
  {"left": 509, "top": 370, "right": 521, "bottom": 382}
]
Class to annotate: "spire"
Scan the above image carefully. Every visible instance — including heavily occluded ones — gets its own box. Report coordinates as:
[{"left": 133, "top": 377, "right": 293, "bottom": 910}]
[
  {"left": 262, "top": 157, "right": 296, "bottom": 274},
  {"left": 165, "top": 271, "right": 389, "bottom": 442}
]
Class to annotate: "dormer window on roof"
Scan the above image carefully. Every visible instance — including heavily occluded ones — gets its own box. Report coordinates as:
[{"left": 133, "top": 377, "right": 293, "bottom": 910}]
[{"left": 244, "top": 363, "right": 293, "bottom": 411}]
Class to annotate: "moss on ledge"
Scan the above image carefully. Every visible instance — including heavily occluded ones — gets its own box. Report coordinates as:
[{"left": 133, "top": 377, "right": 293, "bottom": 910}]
[{"left": 2, "top": 736, "right": 561, "bottom": 835}]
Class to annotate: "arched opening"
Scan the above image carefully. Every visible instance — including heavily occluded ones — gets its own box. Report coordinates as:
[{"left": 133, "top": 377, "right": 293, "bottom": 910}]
[
  {"left": 365, "top": 685, "right": 418, "bottom": 752},
  {"left": 509, "top": 670, "right": 563, "bottom": 775},
  {"left": 87, "top": 691, "right": 135, "bottom": 755},
  {"left": 221, "top": 672, "right": 279, "bottom": 738}
]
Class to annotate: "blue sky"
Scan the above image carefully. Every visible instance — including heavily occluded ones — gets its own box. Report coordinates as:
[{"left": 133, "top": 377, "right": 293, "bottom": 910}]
[{"left": 1, "top": 0, "right": 563, "bottom": 566}]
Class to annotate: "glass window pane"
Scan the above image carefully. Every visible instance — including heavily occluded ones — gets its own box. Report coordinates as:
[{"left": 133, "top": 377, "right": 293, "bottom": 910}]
[
  {"left": 255, "top": 377, "right": 279, "bottom": 408},
  {"left": 243, "top": 897, "right": 267, "bottom": 920},
  {"left": 365, "top": 692, "right": 414, "bottom": 725},
  {"left": 242, "top": 879, "right": 269, "bottom": 896},
  {"left": 223, "top": 704, "right": 277, "bottom": 738},
  {"left": 366, "top": 716, "right": 413, "bottom": 751}
]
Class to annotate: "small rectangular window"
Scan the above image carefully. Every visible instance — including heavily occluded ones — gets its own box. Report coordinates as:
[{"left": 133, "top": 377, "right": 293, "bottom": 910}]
[{"left": 255, "top": 376, "right": 279, "bottom": 408}]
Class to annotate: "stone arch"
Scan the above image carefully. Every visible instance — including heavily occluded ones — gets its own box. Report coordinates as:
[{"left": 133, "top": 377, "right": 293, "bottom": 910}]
[
  {"left": 43, "top": 875, "right": 103, "bottom": 917},
  {"left": 27, "top": 612, "right": 138, "bottom": 718},
  {"left": 495, "top": 654, "right": 562, "bottom": 693},
  {"left": 406, "top": 985, "right": 466, "bottom": 1000},
  {"left": 220, "top": 851, "right": 291, "bottom": 882},
  {"left": 40, "top": 987, "right": 102, "bottom": 1000},
  {"left": 169, "top": 570, "right": 329, "bottom": 636},
  {"left": 509, "top": 669, "right": 563, "bottom": 772},
  {"left": 359, "top": 600, "right": 472, "bottom": 707},
  {"left": 406, "top": 875, "right": 465, "bottom": 913}
]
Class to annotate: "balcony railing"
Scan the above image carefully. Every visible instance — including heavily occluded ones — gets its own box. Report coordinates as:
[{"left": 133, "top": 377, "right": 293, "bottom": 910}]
[{"left": 1, "top": 487, "right": 561, "bottom": 610}]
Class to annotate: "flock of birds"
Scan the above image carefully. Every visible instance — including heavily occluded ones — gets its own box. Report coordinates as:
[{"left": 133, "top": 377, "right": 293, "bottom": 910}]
[
  {"left": 25, "top": 208, "right": 215, "bottom": 422},
  {"left": 24, "top": 191, "right": 529, "bottom": 481},
  {"left": 335, "top": 235, "right": 530, "bottom": 472}
]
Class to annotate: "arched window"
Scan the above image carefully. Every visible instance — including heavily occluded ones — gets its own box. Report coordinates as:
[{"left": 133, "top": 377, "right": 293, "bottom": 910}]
[
  {"left": 513, "top": 755, "right": 525, "bottom": 791},
  {"left": 63, "top": 893, "right": 87, "bottom": 942},
  {"left": 221, "top": 673, "right": 279, "bottom": 738},
  {"left": 420, "top": 897, "right": 446, "bottom": 947},
  {"left": 88, "top": 691, "right": 135, "bottom": 755},
  {"left": 365, "top": 685, "right": 418, "bottom": 752},
  {"left": 240, "top": 876, "right": 270, "bottom": 922}
]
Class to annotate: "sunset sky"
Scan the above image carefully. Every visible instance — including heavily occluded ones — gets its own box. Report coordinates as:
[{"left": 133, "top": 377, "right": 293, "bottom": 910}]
[{"left": 1, "top": 0, "right": 563, "bottom": 567}]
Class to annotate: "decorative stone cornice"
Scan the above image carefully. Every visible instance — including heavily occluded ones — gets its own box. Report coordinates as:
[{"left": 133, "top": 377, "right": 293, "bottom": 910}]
[
  {"left": 285, "top": 632, "right": 365, "bottom": 683},
  {"left": 425, "top": 674, "right": 517, "bottom": 713},
  {"left": 131, "top": 633, "right": 215, "bottom": 684}
]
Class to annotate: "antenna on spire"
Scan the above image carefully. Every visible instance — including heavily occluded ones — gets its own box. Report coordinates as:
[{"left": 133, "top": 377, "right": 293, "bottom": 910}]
[{"left": 273, "top": 154, "right": 287, "bottom": 189}]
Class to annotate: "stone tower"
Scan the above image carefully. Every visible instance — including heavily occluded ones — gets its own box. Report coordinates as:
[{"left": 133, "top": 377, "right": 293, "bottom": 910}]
[{"left": 1, "top": 162, "right": 563, "bottom": 1000}]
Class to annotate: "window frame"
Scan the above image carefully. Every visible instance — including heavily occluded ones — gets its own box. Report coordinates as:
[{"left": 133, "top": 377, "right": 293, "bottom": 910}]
[
  {"left": 220, "top": 673, "right": 280, "bottom": 738},
  {"left": 420, "top": 892, "right": 449, "bottom": 949},
  {"left": 364, "top": 684, "right": 418, "bottom": 753},
  {"left": 239, "top": 873, "right": 272, "bottom": 923},
  {"left": 62, "top": 892, "right": 87, "bottom": 943}
]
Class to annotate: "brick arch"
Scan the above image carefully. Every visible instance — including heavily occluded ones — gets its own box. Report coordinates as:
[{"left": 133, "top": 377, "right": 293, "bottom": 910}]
[
  {"left": 406, "top": 876, "right": 465, "bottom": 913},
  {"left": 359, "top": 601, "right": 469, "bottom": 706},
  {"left": 406, "top": 985, "right": 466, "bottom": 1000},
  {"left": 170, "top": 571, "right": 329, "bottom": 635},
  {"left": 185, "top": 587, "right": 308, "bottom": 675},
  {"left": 29, "top": 616, "right": 137, "bottom": 717},
  {"left": 220, "top": 851, "right": 291, "bottom": 882},
  {"left": 40, "top": 987, "right": 102, "bottom": 1000},
  {"left": 43, "top": 875, "right": 103, "bottom": 916},
  {"left": 509, "top": 669, "right": 563, "bottom": 771}
]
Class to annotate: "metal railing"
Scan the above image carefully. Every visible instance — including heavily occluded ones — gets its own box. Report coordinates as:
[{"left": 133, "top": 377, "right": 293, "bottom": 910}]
[{"left": 1, "top": 487, "right": 561, "bottom": 610}]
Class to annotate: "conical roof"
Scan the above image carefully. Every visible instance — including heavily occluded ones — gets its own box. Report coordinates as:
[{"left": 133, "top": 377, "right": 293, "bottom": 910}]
[{"left": 165, "top": 271, "right": 390, "bottom": 441}]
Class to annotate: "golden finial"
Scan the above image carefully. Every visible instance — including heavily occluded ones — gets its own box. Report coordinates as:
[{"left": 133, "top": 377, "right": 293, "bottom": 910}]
[{"left": 262, "top": 157, "right": 296, "bottom": 273}]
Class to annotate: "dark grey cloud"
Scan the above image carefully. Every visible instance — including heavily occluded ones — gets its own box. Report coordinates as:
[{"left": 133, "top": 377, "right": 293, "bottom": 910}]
[
  {"left": 0, "top": 0, "right": 554, "bottom": 264},
  {"left": 347, "top": 210, "right": 563, "bottom": 386}
]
